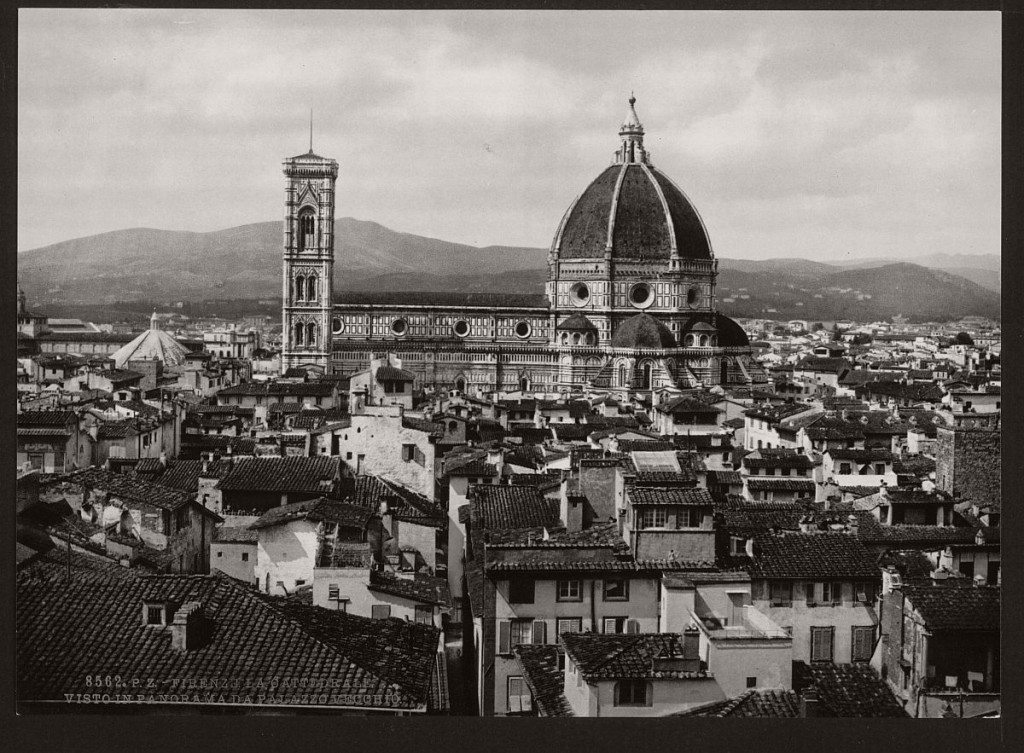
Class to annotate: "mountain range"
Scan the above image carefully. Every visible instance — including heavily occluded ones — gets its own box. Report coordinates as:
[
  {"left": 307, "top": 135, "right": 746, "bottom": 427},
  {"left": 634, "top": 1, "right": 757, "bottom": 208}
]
[{"left": 17, "top": 219, "right": 1000, "bottom": 322}]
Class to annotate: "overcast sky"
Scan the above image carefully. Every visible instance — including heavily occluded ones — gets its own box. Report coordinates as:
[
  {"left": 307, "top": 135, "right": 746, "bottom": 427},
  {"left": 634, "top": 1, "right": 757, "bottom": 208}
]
[{"left": 19, "top": 9, "right": 1000, "bottom": 262}]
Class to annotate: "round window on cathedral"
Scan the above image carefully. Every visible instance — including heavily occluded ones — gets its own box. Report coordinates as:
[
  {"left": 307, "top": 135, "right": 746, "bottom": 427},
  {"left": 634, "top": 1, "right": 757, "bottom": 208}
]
[
  {"left": 452, "top": 319, "right": 470, "bottom": 337},
  {"left": 332, "top": 317, "right": 344, "bottom": 335},
  {"left": 391, "top": 318, "right": 408, "bottom": 336},
  {"left": 687, "top": 287, "right": 702, "bottom": 307},
  {"left": 570, "top": 282, "right": 591, "bottom": 307},
  {"left": 629, "top": 282, "right": 655, "bottom": 309},
  {"left": 514, "top": 320, "right": 532, "bottom": 339}
]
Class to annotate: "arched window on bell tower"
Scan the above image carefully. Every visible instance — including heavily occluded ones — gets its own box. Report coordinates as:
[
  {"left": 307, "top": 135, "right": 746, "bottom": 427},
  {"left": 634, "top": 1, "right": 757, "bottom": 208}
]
[
  {"left": 294, "top": 321, "right": 305, "bottom": 346},
  {"left": 298, "top": 208, "right": 316, "bottom": 252},
  {"left": 618, "top": 363, "right": 628, "bottom": 387},
  {"left": 307, "top": 274, "right": 317, "bottom": 302},
  {"left": 294, "top": 274, "right": 305, "bottom": 302},
  {"left": 307, "top": 322, "right": 317, "bottom": 347}
]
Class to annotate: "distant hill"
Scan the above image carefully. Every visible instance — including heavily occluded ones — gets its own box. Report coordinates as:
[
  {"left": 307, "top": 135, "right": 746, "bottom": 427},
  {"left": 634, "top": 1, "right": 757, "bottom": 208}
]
[
  {"left": 17, "top": 219, "right": 547, "bottom": 305},
  {"left": 17, "top": 221, "right": 999, "bottom": 322}
]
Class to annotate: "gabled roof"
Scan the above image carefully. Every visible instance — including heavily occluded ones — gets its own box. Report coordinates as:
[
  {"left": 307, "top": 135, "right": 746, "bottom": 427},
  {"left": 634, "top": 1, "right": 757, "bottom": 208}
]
[
  {"left": 561, "top": 633, "right": 706, "bottom": 681},
  {"left": 217, "top": 456, "right": 340, "bottom": 493},
  {"left": 17, "top": 567, "right": 441, "bottom": 711},
  {"left": 750, "top": 532, "right": 880, "bottom": 579}
]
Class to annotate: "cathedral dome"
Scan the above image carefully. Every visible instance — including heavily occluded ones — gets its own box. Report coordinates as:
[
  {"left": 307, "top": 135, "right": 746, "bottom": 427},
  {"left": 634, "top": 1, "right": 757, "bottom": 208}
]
[
  {"left": 611, "top": 313, "right": 676, "bottom": 349},
  {"left": 551, "top": 97, "right": 713, "bottom": 263}
]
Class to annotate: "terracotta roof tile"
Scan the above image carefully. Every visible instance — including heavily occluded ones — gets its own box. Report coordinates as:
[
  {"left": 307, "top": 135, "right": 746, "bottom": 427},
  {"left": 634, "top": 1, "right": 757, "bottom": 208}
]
[
  {"left": 17, "top": 567, "right": 440, "bottom": 710},
  {"left": 561, "top": 633, "right": 706, "bottom": 680},
  {"left": 900, "top": 582, "right": 1000, "bottom": 631},
  {"left": 514, "top": 645, "right": 574, "bottom": 717},
  {"left": 217, "top": 456, "right": 340, "bottom": 493},
  {"left": 629, "top": 487, "right": 714, "bottom": 506},
  {"left": 750, "top": 532, "right": 880, "bottom": 579},
  {"left": 469, "top": 485, "right": 559, "bottom": 530}
]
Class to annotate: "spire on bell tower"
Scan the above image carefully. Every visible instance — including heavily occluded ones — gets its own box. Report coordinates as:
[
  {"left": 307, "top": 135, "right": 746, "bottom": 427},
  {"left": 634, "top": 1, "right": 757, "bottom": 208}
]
[
  {"left": 309, "top": 108, "right": 314, "bottom": 154},
  {"left": 615, "top": 93, "right": 649, "bottom": 165}
]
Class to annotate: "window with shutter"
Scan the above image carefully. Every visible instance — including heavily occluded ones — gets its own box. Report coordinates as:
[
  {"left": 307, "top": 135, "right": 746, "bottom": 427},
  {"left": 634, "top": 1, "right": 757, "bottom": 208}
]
[
  {"left": 625, "top": 619, "right": 640, "bottom": 634},
  {"left": 415, "top": 605, "right": 433, "bottom": 625},
  {"left": 603, "top": 617, "right": 626, "bottom": 634},
  {"left": 507, "top": 676, "right": 531, "bottom": 714},
  {"left": 498, "top": 620, "right": 512, "bottom": 655},
  {"left": 532, "top": 620, "right": 547, "bottom": 645},
  {"left": 371, "top": 604, "right": 391, "bottom": 620},
  {"left": 852, "top": 626, "right": 874, "bottom": 662},
  {"left": 810, "top": 626, "right": 834, "bottom": 662},
  {"left": 557, "top": 618, "right": 583, "bottom": 636},
  {"left": 509, "top": 619, "right": 533, "bottom": 648}
]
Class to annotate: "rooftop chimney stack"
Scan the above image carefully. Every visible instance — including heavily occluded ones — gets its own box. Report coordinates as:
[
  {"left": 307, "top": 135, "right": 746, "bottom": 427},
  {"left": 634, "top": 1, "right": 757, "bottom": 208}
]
[
  {"left": 170, "top": 601, "right": 208, "bottom": 652},
  {"left": 801, "top": 688, "right": 821, "bottom": 718}
]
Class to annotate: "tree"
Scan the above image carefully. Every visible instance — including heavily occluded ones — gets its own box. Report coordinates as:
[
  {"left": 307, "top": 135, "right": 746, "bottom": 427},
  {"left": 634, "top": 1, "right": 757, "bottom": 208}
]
[
  {"left": 954, "top": 331, "right": 974, "bottom": 346},
  {"left": 812, "top": 322, "right": 825, "bottom": 332}
]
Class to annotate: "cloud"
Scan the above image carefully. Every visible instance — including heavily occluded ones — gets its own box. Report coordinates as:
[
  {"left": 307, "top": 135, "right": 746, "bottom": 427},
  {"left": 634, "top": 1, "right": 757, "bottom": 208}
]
[{"left": 17, "top": 9, "right": 1000, "bottom": 262}]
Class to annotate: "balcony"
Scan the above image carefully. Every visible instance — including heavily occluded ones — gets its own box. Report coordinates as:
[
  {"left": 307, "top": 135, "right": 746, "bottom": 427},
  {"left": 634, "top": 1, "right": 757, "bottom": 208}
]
[{"left": 692, "top": 606, "right": 790, "bottom": 641}]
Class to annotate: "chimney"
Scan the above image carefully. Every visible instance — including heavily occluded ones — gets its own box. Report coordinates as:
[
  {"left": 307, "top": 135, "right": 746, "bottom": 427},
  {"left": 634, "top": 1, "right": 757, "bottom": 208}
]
[
  {"left": 559, "top": 479, "right": 584, "bottom": 533},
  {"left": 681, "top": 628, "right": 701, "bottom": 672},
  {"left": 486, "top": 447, "right": 504, "bottom": 473},
  {"left": 170, "top": 601, "right": 208, "bottom": 652},
  {"left": 158, "top": 452, "right": 167, "bottom": 469},
  {"left": 798, "top": 514, "right": 816, "bottom": 534},
  {"left": 609, "top": 436, "right": 620, "bottom": 454},
  {"left": 801, "top": 687, "right": 822, "bottom": 718},
  {"left": 973, "top": 573, "right": 987, "bottom": 587},
  {"left": 744, "top": 538, "right": 756, "bottom": 559},
  {"left": 846, "top": 514, "right": 859, "bottom": 535}
]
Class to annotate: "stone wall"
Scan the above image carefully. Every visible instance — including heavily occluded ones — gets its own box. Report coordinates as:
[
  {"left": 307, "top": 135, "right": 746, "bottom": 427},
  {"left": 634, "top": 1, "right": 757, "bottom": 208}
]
[{"left": 935, "top": 424, "right": 1001, "bottom": 505}]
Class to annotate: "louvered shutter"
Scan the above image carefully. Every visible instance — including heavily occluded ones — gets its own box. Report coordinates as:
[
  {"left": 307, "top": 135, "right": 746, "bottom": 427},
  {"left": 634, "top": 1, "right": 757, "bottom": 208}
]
[
  {"left": 507, "top": 677, "right": 523, "bottom": 713},
  {"left": 625, "top": 619, "right": 640, "bottom": 634},
  {"left": 498, "top": 620, "right": 511, "bottom": 654},
  {"left": 532, "top": 620, "right": 547, "bottom": 645},
  {"left": 603, "top": 617, "right": 618, "bottom": 634}
]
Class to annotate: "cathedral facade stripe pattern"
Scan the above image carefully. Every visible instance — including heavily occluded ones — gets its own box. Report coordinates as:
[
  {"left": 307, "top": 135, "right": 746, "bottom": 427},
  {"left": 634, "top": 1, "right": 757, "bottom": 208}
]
[{"left": 281, "top": 98, "right": 765, "bottom": 393}]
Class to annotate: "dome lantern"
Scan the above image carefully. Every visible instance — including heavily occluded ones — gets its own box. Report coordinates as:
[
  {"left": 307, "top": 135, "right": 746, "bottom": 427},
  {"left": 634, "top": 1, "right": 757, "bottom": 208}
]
[{"left": 616, "top": 93, "right": 648, "bottom": 165}]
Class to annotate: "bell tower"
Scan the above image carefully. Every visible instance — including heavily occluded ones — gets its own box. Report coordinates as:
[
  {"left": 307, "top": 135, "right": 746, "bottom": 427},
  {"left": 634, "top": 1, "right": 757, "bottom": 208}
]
[{"left": 281, "top": 143, "right": 338, "bottom": 374}]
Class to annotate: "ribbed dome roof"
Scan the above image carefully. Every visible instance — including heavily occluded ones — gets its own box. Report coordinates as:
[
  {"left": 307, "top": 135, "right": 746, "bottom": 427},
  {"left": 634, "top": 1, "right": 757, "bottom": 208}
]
[
  {"left": 112, "top": 328, "right": 189, "bottom": 369},
  {"left": 551, "top": 98, "right": 712, "bottom": 263},
  {"left": 611, "top": 314, "right": 676, "bottom": 349}
]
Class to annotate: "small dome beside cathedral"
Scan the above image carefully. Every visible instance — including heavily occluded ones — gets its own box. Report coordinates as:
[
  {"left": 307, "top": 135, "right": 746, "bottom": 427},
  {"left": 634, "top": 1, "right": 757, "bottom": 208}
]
[{"left": 611, "top": 313, "right": 676, "bottom": 349}]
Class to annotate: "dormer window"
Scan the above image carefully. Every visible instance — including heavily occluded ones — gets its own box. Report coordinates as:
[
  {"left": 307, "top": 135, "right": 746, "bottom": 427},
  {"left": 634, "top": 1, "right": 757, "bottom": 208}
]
[{"left": 143, "top": 601, "right": 171, "bottom": 626}]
